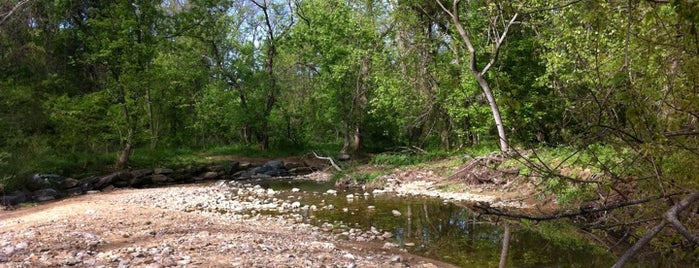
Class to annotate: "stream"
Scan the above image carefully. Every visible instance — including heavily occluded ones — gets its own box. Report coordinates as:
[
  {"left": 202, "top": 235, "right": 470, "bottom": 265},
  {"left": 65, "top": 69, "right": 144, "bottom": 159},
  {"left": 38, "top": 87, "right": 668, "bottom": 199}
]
[{"left": 240, "top": 179, "right": 618, "bottom": 268}]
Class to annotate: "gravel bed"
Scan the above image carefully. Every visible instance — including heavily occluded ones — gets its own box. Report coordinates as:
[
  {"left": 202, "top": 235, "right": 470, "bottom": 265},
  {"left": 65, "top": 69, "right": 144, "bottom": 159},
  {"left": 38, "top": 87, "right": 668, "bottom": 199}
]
[{"left": 1, "top": 181, "right": 450, "bottom": 267}]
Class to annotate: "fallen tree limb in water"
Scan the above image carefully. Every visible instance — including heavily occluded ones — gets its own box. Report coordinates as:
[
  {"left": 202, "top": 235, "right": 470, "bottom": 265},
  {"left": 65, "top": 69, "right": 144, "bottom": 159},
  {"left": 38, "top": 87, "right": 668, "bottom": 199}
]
[
  {"left": 612, "top": 192, "right": 699, "bottom": 268},
  {"left": 312, "top": 152, "right": 342, "bottom": 171},
  {"left": 474, "top": 196, "right": 652, "bottom": 221}
]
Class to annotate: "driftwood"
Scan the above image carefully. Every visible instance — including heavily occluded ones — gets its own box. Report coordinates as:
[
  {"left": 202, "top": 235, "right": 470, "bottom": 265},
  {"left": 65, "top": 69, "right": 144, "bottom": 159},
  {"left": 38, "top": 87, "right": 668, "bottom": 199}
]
[
  {"left": 448, "top": 155, "right": 509, "bottom": 184},
  {"left": 312, "top": 152, "right": 342, "bottom": 171}
]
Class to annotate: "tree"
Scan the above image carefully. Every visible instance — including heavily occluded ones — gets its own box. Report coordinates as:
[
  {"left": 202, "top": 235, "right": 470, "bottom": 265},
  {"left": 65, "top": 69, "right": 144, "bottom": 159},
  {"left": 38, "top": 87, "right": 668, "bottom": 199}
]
[
  {"left": 76, "top": 0, "right": 164, "bottom": 167},
  {"left": 437, "top": 0, "right": 518, "bottom": 152}
]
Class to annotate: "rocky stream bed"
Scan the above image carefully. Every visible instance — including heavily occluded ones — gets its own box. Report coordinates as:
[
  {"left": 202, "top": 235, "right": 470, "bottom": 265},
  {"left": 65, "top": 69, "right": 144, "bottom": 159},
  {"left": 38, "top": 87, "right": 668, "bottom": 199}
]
[{"left": 1, "top": 178, "right": 459, "bottom": 267}]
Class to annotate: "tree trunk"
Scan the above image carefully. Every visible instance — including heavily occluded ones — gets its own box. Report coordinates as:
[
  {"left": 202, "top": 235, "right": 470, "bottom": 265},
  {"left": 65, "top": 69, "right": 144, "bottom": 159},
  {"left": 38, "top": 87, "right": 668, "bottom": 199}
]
[
  {"left": 145, "top": 87, "right": 156, "bottom": 148},
  {"left": 475, "top": 74, "right": 509, "bottom": 152},
  {"left": 352, "top": 124, "right": 362, "bottom": 153},
  {"left": 499, "top": 223, "right": 511, "bottom": 268},
  {"left": 116, "top": 139, "right": 132, "bottom": 168}
]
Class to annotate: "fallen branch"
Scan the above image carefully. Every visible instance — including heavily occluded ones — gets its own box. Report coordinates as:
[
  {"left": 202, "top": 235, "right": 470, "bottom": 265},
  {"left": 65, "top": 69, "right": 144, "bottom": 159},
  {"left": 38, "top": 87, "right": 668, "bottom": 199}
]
[
  {"left": 312, "top": 152, "right": 342, "bottom": 171},
  {"left": 474, "top": 196, "right": 652, "bottom": 221},
  {"left": 664, "top": 192, "right": 699, "bottom": 244},
  {"left": 612, "top": 192, "right": 699, "bottom": 268}
]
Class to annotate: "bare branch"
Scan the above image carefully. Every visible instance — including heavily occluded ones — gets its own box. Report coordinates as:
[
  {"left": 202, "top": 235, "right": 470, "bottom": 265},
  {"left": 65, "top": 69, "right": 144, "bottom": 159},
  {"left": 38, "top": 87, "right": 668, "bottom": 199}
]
[
  {"left": 475, "top": 196, "right": 653, "bottom": 221},
  {"left": 611, "top": 219, "right": 667, "bottom": 268},
  {"left": 481, "top": 13, "right": 518, "bottom": 75},
  {"left": 664, "top": 192, "right": 699, "bottom": 244},
  {"left": 613, "top": 192, "right": 699, "bottom": 268},
  {"left": 312, "top": 152, "right": 342, "bottom": 171},
  {"left": 0, "top": 0, "right": 30, "bottom": 26}
]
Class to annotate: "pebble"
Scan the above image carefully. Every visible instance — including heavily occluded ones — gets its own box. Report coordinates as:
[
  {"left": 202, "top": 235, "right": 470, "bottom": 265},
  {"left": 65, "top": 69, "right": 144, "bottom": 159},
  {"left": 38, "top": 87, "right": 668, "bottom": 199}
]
[{"left": 392, "top": 210, "right": 402, "bottom": 216}]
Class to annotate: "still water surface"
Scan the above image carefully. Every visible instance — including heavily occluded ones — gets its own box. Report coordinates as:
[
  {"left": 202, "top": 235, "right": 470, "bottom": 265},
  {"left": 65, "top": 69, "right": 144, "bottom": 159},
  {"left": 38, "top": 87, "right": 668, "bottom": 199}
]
[{"left": 253, "top": 179, "right": 616, "bottom": 268}]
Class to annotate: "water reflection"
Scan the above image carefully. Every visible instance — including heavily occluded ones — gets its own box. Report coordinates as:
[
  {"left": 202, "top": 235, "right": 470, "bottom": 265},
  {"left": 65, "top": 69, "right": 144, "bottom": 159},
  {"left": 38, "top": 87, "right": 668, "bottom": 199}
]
[{"left": 257, "top": 180, "right": 615, "bottom": 267}]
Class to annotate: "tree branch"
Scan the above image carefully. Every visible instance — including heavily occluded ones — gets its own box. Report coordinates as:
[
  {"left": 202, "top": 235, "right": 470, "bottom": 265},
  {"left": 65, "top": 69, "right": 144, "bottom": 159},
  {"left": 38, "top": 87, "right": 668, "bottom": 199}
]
[
  {"left": 481, "top": 13, "right": 518, "bottom": 75},
  {"left": 613, "top": 192, "right": 699, "bottom": 268},
  {"left": 0, "top": 0, "right": 30, "bottom": 26},
  {"left": 475, "top": 196, "right": 653, "bottom": 221},
  {"left": 312, "top": 152, "right": 342, "bottom": 171}
]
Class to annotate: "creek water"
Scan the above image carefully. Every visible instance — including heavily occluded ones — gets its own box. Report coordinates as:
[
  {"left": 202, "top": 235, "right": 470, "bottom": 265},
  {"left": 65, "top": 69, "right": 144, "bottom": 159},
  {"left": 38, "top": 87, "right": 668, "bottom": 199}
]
[{"left": 252, "top": 179, "right": 617, "bottom": 268}]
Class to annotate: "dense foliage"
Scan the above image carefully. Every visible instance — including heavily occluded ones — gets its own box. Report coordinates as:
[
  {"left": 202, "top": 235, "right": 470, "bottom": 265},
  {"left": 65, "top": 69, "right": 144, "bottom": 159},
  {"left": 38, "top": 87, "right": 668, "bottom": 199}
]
[{"left": 1, "top": 0, "right": 697, "bottom": 263}]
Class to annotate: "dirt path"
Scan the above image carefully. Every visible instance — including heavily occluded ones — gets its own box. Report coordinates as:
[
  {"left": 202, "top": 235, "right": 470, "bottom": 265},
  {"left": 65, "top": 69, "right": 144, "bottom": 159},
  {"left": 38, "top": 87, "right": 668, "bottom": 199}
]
[{"left": 1, "top": 184, "right": 455, "bottom": 267}]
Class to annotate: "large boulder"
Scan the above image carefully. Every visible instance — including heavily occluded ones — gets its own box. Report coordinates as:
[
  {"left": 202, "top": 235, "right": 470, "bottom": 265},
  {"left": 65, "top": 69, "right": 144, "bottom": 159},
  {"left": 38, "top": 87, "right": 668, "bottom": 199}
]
[
  {"left": 252, "top": 160, "right": 288, "bottom": 176},
  {"left": 93, "top": 173, "right": 119, "bottom": 189},
  {"left": 154, "top": 168, "right": 174, "bottom": 175},
  {"left": 150, "top": 174, "right": 169, "bottom": 183},
  {"left": 1, "top": 191, "right": 30, "bottom": 206},
  {"left": 27, "top": 174, "right": 64, "bottom": 191},
  {"left": 32, "top": 188, "right": 58, "bottom": 202}
]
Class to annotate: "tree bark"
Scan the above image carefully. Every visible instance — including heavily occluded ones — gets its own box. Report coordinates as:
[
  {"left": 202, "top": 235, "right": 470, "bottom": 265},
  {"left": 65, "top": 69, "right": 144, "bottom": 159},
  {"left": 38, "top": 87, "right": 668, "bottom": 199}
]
[
  {"left": 475, "top": 74, "right": 509, "bottom": 152},
  {"left": 437, "top": 0, "right": 516, "bottom": 152}
]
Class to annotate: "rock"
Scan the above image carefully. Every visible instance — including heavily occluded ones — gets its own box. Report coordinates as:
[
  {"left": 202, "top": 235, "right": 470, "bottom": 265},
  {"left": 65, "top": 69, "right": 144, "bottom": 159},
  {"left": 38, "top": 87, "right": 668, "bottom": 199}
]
[
  {"left": 32, "top": 188, "right": 58, "bottom": 202},
  {"left": 284, "top": 162, "right": 305, "bottom": 170},
  {"left": 225, "top": 161, "right": 240, "bottom": 174},
  {"left": 130, "top": 169, "right": 153, "bottom": 179},
  {"left": 102, "top": 185, "right": 116, "bottom": 192},
  {"left": 252, "top": 160, "right": 288, "bottom": 176},
  {"left": 291, "top": 188, "right": 300, "bottom": 192},
  {"left": 94, "top": 173, "right": 118, "bottom": 189},
  {"left": 154, "top": 168, "right": 174, "bottom": 175},
  {"left": 326, "top": 189, "right": 337, "bottom": 195},
  {"left": 28, "top": 174, "right": 64, "bottom": 191},
  {"left": 62, "top": 178, "right": 80, "bottom": 189},
  {"left": 367, "top": 206, "right": 376, "bottom": 210},
  {"left": 1, "top": 191, "right": 29, "bottom": 206},
  {"left": 391, "top": 210, "right": 402, "bottom": 217},
  {"left": 201, "top": 172, "right": 219, "bottom": 180},
  {"left": 64, "top": 187, "right": 83, "bottom": 196},
  {"left": 150, "top": 174, "right": 169, "bottom": 183},
  {"left": 207, "top": 165, "right": 225, "bottom": 173},
  {"left": 264, "top": 160, "right": 285, "bottom": 170},
  {"left": 372, "top": 189, "right": 386, "bottom": 195},
  {"left": 382, "top": 242, "right": 397, "bottom": 249}
]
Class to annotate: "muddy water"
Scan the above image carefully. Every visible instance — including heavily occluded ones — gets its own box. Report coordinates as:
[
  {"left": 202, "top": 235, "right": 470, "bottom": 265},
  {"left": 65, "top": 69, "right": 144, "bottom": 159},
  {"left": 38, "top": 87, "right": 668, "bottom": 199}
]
[{"left": 253, "top": 179, "right": 616, "bottom": 268}]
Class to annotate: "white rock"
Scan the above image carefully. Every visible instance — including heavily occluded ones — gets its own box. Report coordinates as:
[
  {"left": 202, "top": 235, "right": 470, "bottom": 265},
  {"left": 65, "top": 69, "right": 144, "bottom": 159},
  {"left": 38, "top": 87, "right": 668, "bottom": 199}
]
[
  {"left": 391, "top": 210, "right": 402, "bottom": 216},
  {"left": 346, "top": 194, "right": 354, "bottom": 199},
  {"left": 372, "top": 189, "right": 386, "bottom": 195},
  {"left": 291, "top": 188, "right": 300, "bottom": 192},
  {"left": 291, "top": 201, "right": 301, "bottom": 208},
  {"left": 367, "top": 206, "right": 376, "bottom": 210},
  {"left": 326, "top": 189, "right": 337, "bottom": 195}
]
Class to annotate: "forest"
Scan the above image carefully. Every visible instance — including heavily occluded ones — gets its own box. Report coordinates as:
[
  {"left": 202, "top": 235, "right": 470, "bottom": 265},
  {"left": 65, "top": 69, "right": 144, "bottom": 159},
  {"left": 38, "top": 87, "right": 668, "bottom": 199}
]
[{"left": 1, "top": 0, "right": 697, "bottom": 265}]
